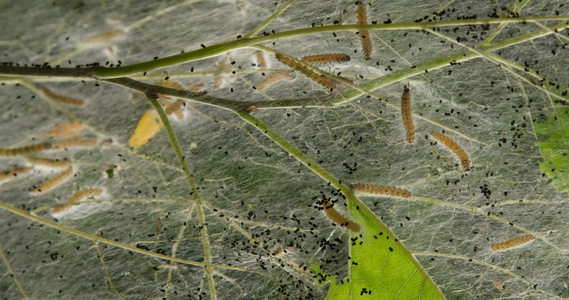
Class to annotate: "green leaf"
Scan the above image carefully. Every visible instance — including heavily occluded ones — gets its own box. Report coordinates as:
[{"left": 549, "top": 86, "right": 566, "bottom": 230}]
[{"left": 535, "top": 105, "right": 569, "bottom": 193}]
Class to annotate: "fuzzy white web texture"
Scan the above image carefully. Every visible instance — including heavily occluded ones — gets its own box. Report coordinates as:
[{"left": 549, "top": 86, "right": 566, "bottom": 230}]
[{"left": 0, "top": 0, "right": 568, "bottom": 299}]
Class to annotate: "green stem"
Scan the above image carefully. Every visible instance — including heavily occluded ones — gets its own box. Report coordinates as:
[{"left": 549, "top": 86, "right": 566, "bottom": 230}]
[
  {"left": 145, "top": 95, "right": 217, "bottom": 299},
  {"left": 243, "top": 0, "right": 296, "bottom": 38},
  {"left": 332, "top": 20, "right": 569, "bottom": 104},
  {"left": 92, "top": 16, "right": 569, "bottom": 78}
]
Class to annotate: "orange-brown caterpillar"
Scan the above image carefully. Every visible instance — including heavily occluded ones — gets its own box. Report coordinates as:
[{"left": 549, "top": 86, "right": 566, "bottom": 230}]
[
  {"left": 401, "top": 86, "right": 415, "bottom": 143},
  {"left": 352, "top": 183, "right": 412, "bottom": 198},
  {"left": 491, "top": 234, "right": 535, "bottom": 252},
  {"left": 0, "top": 166, "right": 32, "bottom": 183},
  {"left": 320, "top": 196, "right": 360, "bottom": 232},
  {"left": 54, "top": 137, "right": 98, "bottom": 149},
  {"left": 0, "top": 142, "right": 52, "bottom": 156},
  {"left": 26, "top": 156, "right": 71, "bottom": 168},
  {"left": 48, "top": 120, "right": 83, "bottom": 138},
  {"left": 357, "top": 1, "right": 372, "bottom": 60},
  {"left": 42, "top": 87, "right": 84, "bottom": 106},
  {"left": 301, "top": 53, "right": 351, "bottom": 65},
  {"left": 257, "top": 71, "right": 294, "bottom": 91},
  {"left": 30, "top": 165, "right": 73, "bottom": 194},
  {"left": 430, "top": 131, "right": 471, "bottom": 171},
  {"left": 51, "top": 188, "right": 103, "bottom": 215},
  {"left": 275, "top": 53, "right": 335, "bottom": 89}
]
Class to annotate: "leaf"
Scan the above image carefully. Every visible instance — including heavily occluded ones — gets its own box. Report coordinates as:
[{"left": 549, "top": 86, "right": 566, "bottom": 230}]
[
  {"left": 311, "top": 198, "right": 444, "bottom": 299},
  {"left": 534, "top": 104, "right": 569, "bottom": 193}
]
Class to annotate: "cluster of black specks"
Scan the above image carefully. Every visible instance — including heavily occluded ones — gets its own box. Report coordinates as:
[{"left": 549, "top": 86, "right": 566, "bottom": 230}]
[{"left": 479, "top": 184, "right": 492, "bottom": 199}]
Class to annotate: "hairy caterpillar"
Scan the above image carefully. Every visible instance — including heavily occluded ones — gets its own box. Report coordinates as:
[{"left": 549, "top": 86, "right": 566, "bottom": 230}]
[
  {"left": 491, "top": 234, "right": 535, "bottom": 252},
  {"left": 48, "top": 120, "right": 83, "bottom": 138},
  {"left": 320, "top": 196, "right": 360, "bottom": 232},
  {"left": 257, "top": 71, "right": 294, "bottom": 91},
  {"left": 42, "top": 87, "right": 84, "bottom": 106},
  {"left": 30, "top": 165, "right": 73, "bottom": 194},
  {"left": 401, "top": 85, "right": 415, "bottom": 143},
  {"left": 80, "top": 28, "right": 126, "bottom": 45},
  {"left": 430, "top": 131, "right": 471, "bottom": 171},
  {"left": 51, "top": 188, "right": 103, "bottom": 215},
  {"left": 357, "top": 1, "right": 372, "bottom": 60},
  {"left": 129, "top": 110, "right": 162, "bottom": 148},
  {"left": 275, "top": 53, "right": 336, "bottom": 89},
  {"left": 0, "top": 142, "right": 52, "bottom": 156},
  {"left": 26, "top": 156, "right": 71, "bottom": 168},
  {"left": 352, "top": 183, "right": 412, "bottom": 198},
  {"left": 300, "top": 53, "right": 351, "bottom": 65},
  {"left": 54, "top": 137, "right": 98, "bottom": 149},
  {"left": 0, "top": 166, "right": 32, "bottom": 183}
]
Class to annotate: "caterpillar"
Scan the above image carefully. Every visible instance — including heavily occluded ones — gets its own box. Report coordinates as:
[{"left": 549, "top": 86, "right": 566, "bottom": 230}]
[
  {"left": 42, "top": 87, "right": 84, "bottom": 106},
  {"left": 257, "top": 71, "right": 294, "bottom": 91},
  {"left": 129, "top": 110, "right": 162, "bottom": 148},
  {"left": 30, "top": 165, "right": 73, "bottom": 194},
  {"left": 352, "top": 183, "right": 412, "bottom": 198},
  {"left": 320, "top": 196, "right": 360, "bottom": 232},
  {"left": 493, "top": 276, "right": 504, "bottom": 290},
  {"left": 300, "top": 53, "right": 351, "bottom": 65},
  {"left": 0, "top": 142, "right": 52, "bottom": 156},
  {"left": 54, "top": 137, "right": 98, "bottom": 149},
  {"left": 275, "top": 53, "right": 336, "bottom": 89},
  {"left": 401, "top": 85, "right": 415, "bottom": 143},
  {"left": 430, "top": 131, "right": 471, "bottom": 171},
  {"left": 51, "top": 188, "right": 103, "bottom": 215},
  {"left": 80, "top": 28, "right": 126, "bottom": 45},
  {"left": 491, "top": 234, "right": 535, "bottom": 252},
  {"left": 48, "top": 120, "right": 83, "bottom": 138},
  {"left": 255, "top": 50, "right": 266, "bottom": 68},
  {"left": 26, "top": 156, "right": 71, "bottom": 168},
  {"left": 357, "top": 1, "right": 372, "bottom": 60},
  {"left": 0, "top": 166, "right": 32, "bottom": 183}
]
